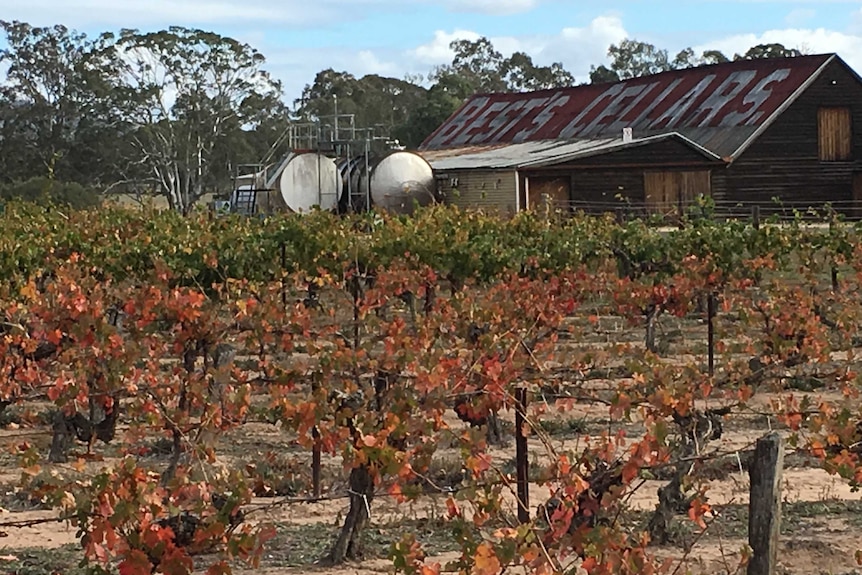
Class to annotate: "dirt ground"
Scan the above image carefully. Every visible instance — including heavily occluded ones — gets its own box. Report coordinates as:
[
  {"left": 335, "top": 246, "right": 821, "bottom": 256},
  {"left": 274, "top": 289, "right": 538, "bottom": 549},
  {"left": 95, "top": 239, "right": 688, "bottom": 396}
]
[{"left": 1, "top": 308, "right": 862, "bottom": 575}]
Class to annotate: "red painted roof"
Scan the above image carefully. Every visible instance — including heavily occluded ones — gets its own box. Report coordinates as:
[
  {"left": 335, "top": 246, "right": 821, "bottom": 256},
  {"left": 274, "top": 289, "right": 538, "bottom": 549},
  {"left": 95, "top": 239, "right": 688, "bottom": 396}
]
[{"left": 420, "top": 54, "right": 834, "bottom": 157}]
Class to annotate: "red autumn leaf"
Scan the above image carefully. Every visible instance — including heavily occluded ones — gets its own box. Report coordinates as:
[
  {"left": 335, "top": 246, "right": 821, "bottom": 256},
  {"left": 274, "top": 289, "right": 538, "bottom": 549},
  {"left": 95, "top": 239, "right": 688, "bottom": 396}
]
[
  {"left": 688, "top": 498, "right": 711, "bottom": 530},
  {"left": 118, "top": 549, "right": 153, "bottom": 575},
  {"left": 388, "top": 482, "right": 405, "bottom": 503},
  {"left": 621, "top": 460, "right": 640, "bottom": 484},
  {"left": 581, "top": 557, "right": 598, "bottom": 573},
  {"left": 446, "top": 497, "right": 461, "bottom": 519},
  {"left": 159, "top": 547, "right": 194, "bottom": 575},
  {"left": 46, "top": 329, "right": 63, "bottom": 346}
]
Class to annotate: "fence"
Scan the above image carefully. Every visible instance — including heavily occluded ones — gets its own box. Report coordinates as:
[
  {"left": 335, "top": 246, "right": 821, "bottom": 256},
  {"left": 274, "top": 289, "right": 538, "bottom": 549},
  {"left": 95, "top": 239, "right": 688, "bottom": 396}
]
[{"left": 540, "top": 198, "right": 862, "bottom": 225}]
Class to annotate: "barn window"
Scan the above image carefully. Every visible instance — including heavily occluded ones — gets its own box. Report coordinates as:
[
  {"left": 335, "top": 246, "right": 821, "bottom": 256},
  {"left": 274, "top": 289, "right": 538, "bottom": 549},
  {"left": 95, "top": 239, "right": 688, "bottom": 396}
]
[
  {"left": 644, "top": 170, "right": 711, "bottom": 214},
  {"left": 818, "top": 107, "right": 852, "bottom": 162}
]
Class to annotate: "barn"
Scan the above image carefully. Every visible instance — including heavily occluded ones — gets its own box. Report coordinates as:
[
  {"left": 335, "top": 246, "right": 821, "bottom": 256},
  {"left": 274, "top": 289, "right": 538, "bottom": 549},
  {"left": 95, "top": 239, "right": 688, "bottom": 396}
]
[{"left": 419, "top": 53, "right": 862, "bottom": 218}]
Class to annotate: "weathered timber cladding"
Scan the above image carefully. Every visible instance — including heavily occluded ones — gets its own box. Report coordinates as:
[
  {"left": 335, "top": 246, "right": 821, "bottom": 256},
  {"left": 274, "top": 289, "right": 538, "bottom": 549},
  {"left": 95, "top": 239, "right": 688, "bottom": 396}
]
[
  {"left": 521, "top": 136, "right": 718, "bottom": 213},
  {"left": 644, "top": 172, "right": 676, "bottom": 211},
  {"left": 818, "top": 107, "right": 852, "bottom": 161},
  {"left": 644, "top": 170, "right": 711, "bottom": 213},
  {"left": 566, "top": 169, "right": 646, "bottom": 212},
  {"left": 439, "top": 169, "right": 517, "bottom": 214},
  {"left": 713, "top": 59, "right": 862, "bottom": 208},
  {"left": 527, "top": 176, "right": 570, "bottom": 210}
]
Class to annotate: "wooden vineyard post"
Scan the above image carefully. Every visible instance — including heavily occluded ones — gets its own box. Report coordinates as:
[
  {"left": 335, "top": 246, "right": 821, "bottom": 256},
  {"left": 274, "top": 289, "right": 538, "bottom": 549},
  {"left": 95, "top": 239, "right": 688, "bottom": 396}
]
[
  {"left": 829, "top": 215, "right": 840, "bottom": 293},
  {"left": 707, "top": 293, "right": 716, "bottom": 377},
  {"left": 312, "top": 428, "right": 322, "bottom": 498},
  {"left": 312, "top": 378, "right": 322, "bottom": 498},
  {"left": 280, "top": 242, "right": 287, "bottom": 308},
  {"left": 747, "top": 432, "right": 784, "bottom": 575},
  {"left": 752, "top": 205, "right": 761, "bottom": 229},
  {"left": 514, "top": 386, "right": 530, "bottom": 524}
]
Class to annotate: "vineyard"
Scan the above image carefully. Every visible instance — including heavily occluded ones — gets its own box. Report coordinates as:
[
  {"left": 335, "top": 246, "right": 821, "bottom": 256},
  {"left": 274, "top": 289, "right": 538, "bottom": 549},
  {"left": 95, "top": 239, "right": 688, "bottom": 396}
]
[{"left": 2, "top": 200, "right": 862, "bottom": 575}]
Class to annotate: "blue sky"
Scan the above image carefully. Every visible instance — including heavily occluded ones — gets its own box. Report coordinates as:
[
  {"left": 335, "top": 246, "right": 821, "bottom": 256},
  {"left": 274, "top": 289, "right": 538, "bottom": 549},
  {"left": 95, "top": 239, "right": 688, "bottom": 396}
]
[{"left": 0, "top": 0, "right": 859, "bottom": 104}]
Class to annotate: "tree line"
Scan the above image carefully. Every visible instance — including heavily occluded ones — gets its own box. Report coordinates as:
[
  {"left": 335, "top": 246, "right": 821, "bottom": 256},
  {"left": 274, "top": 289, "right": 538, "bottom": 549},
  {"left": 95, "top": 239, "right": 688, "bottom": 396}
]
[{"left": 0, "top": 19, "right": 804, "bottom": 212}]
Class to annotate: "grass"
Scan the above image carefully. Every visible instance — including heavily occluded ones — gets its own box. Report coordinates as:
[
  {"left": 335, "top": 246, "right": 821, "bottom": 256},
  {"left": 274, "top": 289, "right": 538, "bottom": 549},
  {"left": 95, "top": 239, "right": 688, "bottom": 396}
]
[
  {"left": 0, "top": 545, "right": 90, "bottom": 575},
  {"left": 619, "top": 498, "right": 862, "bottom": 546},
  {"left": 260, "top": 517, "right": 466, "bottom": 568},
  {"left": 535, "top": 415, "right": 587, "bottom": 438}
]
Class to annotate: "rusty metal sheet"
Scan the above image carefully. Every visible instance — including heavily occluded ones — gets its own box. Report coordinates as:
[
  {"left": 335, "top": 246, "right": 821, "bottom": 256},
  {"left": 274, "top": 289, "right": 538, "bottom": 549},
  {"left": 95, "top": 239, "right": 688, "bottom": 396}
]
[
  {"left": 420, "top": 54, "right": 833, "bottom": 157},
  {"left": 424, "top": 132, "right": 723, "bottom": 171}
]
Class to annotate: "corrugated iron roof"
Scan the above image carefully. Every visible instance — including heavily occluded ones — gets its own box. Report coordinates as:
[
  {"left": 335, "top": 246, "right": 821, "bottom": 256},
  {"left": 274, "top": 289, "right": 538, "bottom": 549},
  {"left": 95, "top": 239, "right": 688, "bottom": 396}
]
[
  {"left": 427, "top": 133, "right": 724, "bottom": 171},
  {"left": 420, "top": 54, "right": 835, "bottom": 159}
]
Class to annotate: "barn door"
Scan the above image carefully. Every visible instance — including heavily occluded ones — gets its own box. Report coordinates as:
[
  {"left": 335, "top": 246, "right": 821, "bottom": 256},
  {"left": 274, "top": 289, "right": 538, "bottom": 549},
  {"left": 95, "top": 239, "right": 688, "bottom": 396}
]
[
  {"left": 644, "top": 170, "right": 710, "bottom": 217},
  {"left": 644, "top": 172, "right": 677, "bottom": 215},
  {"left": 528, "top": 176, "right": 570, "bottom": 212}
]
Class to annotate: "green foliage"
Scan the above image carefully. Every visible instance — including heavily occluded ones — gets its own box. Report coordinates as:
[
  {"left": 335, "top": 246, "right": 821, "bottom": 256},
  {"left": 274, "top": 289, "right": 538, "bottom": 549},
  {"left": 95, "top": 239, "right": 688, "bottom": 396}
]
[
  {"left": 0, "top": 20, "right": 121, "bottom": 185},
  {"left": 2, "top": 202, "right": 862, "bottom": 575},
  {"left": 0, "top": 18, "right": 815, "bottom": 207},
  {"left": 735, "top": 43, "right": 804, "bottom": 61},
  {"left": 599, "top": 38, "right": 802, "bottom": 82},
  {"left": 0, "top": 178, "right": 101, "bottom": 209},
  {"left": 113, "top": 27, "right": 283, "bottom": 213}
]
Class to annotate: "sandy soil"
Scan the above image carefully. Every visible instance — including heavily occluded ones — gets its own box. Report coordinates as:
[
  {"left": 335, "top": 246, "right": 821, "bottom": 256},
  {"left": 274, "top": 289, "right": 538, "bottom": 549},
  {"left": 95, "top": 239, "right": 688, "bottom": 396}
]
[{"left": 1, "top": 309, "right": 861, "bottom": 575}]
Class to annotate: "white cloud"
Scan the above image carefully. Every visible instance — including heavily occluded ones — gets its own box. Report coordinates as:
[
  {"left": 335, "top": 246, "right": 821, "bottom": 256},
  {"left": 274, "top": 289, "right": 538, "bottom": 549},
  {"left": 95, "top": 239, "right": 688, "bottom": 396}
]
[
  {"left": 410, "top": 29, "right": 482, "bottom": 65},
  {"left": 356, "top": 50, "right": 399, "bottom": 76},
  {"left": 692, "top": 27, "right": 862, "bottom": 70},
  {"left": 408, "top": 16, "right": 626, "bottom": 75},
  {"left": 541, "top": 15, "right": 628, "bottom": 72}
]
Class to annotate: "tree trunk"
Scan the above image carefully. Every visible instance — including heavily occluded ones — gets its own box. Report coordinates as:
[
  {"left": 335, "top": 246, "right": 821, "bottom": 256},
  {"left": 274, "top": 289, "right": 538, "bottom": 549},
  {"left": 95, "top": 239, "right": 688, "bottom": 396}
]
[{"left": 324, "top": 464, "right": 375, "bottom": 564}]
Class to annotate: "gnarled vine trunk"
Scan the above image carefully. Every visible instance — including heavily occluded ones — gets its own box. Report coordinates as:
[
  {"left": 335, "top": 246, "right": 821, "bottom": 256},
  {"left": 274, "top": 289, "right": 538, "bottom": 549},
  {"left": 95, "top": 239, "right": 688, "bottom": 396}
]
[
  {"left": 324, "top": 464, "right": 375, "bottom": 564},
  {"left": 645, "top": 304, "right": 661, "bottom": 354}
]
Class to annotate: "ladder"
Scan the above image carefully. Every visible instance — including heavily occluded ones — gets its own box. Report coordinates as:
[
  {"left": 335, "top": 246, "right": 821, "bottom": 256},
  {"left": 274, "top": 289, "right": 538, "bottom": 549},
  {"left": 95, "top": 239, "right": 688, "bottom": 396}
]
[{"left": 231, "top": 187, "right": 257, "bottom": 215}]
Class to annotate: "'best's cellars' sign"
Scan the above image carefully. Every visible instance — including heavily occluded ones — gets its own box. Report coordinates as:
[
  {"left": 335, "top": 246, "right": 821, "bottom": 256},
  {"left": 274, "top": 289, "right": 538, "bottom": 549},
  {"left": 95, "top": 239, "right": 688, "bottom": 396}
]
[{"left": 421, "top": 55, "right": 830, "bottom": 151}]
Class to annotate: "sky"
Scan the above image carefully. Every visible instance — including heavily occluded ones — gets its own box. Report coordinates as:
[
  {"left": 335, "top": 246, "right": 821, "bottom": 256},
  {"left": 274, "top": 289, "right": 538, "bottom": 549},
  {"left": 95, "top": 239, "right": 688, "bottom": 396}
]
[{"left": 1, "top": 0, "right": 861, "bottom": 107}]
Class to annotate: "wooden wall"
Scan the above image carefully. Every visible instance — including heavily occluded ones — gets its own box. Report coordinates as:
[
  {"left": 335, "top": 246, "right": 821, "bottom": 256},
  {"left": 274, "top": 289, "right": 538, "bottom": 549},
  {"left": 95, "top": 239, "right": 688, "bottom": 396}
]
[
  {"left": 644, "top": 170, "right": 711, "bottom": 214},
  {"left": 714, "top": 58, "right": 862, "bottom": 210},
  {"left": 522, "top": 136, "right": 719, "bottom": 214},
  {"left": 434, "top": 59, "right": 862, "bottom": 217}
]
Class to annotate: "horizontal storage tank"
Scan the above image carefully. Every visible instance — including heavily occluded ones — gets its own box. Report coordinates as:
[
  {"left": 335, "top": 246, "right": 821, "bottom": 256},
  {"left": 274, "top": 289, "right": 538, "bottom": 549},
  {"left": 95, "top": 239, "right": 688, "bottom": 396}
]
[
  {"left": 357, "top": 151, "right": 437, "bottom": 215},
  {"left": 336, "top": 156, "right": 370, "bottom": 213},
  {"left": 268, "top": 152, "right": 340, "bottom": 213}
]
